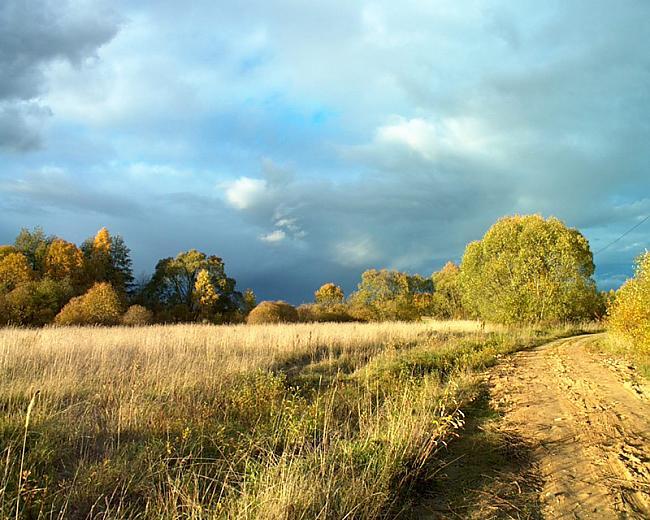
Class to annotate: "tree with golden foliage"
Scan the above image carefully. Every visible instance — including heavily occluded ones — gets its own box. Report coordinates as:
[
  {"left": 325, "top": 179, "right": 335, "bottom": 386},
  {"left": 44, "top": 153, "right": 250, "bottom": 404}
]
[
  {"left": 314, "top": 283, "right": 345, "bottom": 306},
  {"left": 607, "top": 252, "right": 650, "bottom": 353},
  {"left": 0, "top": 252, "right": 34, "bottom": 291},
  {"left": 194, "top": 269, "right": 220, "bottom": 321},
  {"left": 55, "top": 282, "right": 123, "bottom": 326},
  {"left": 0, "top": 245, "right": 17, "bottom": 260},
  {"left": 82, "top": 227, "right": 134, "bottom": 294},
  {"left": 45, "top": 239, "right": 85, "bottom": 282}
]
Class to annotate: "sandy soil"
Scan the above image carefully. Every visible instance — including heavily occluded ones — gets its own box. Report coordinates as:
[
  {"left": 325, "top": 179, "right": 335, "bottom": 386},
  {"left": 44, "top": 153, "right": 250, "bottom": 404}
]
[{"left": 487, "top": 334, "right": 650, "bottom": 519}]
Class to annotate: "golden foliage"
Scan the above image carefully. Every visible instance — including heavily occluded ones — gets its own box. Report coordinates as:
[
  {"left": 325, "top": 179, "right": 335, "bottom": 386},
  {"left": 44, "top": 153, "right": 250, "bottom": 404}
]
[
  {"left": 55, "top": 282, "right": 123, "bottom": 326},
  {"left": 0, "top": 252, "right": 34, "bottom": 291},
  {"left": 45, "top": 239, "right": 85, "bottom": 280},
  {"left": 607, "top": 252, "right": 650, "bottom": 353},
  {"left": 92, "top": 227, "right": 112, "bottom": 255},
  {"left": 314, "top": 283, "right": 344, "bottom": 305},
  {"left": 194, "top": 269, "right": 219, "bottom": 307}
]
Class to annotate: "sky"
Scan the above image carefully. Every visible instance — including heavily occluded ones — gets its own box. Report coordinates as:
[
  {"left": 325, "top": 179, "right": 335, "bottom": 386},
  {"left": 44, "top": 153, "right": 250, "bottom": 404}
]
[{"left": 1, "top": 0, "right": 649, "bottom": 303}]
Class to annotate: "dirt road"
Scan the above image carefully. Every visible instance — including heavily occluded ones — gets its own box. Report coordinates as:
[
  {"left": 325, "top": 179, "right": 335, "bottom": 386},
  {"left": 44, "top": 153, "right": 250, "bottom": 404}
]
[{"left": 487, "top": 334, "right": 650, "bottom": 519}]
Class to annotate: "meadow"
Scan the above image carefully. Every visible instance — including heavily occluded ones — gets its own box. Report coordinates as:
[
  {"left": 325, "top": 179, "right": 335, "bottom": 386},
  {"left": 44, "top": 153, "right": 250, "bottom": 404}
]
[{"left": 0, "top": 321, "right": 595, "bottom": 519}]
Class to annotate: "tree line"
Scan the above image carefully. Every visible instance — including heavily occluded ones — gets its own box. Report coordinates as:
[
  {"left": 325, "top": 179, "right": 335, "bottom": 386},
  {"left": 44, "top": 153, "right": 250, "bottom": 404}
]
[{"left": 0, "top": 215, "right": 616, "bottom": 327}]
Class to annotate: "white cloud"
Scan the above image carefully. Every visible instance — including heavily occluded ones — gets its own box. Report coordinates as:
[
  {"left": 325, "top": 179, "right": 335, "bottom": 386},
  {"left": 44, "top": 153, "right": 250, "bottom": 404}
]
[
  {"left": 260, "top": 229, "right": 286, "bottom": 243},
  {"left": 224, "top": 177, "right": 268, "bottom": 210},
  {"left": 376, "top": 116, "right": 496, "bottom": 160}
]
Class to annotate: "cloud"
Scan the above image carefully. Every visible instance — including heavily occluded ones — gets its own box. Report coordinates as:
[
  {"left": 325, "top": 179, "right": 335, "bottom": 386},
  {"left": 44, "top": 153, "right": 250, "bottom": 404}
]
[
  {"left": 0, "top": 166, "right": 141, "bottom": 217},
  {"left": 1, "top": 0, "right": 649, "bottom": 302},
  {"left": 260, "top": 229, "right": 286, "bottom": 243},
  {"left": 0, "top": 0, "right": 120, "bottom": 150},
  {"left": 224, "top": 177, "right": 268, "bottom": 210},
  {"left": 0, "top": 102, "right": 51, "bottom": 152}
]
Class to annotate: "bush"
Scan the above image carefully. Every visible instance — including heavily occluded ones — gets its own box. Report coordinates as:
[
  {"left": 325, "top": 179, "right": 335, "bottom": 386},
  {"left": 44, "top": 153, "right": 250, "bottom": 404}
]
[
  {"left": 246, "top": 301, "right": 299, "bottom": 324},
  {"left": 607, "top": 252, "right": 650, "bottom": 353},
  {"left": 55, "top": 282, "right": 123, "bottom": 326},
  {"left": 5, "top": 278, "right": 73, "bottom": 326},
  {"left": 297, "top": 303, "right": 356, "bottom": 323},
  {"left": 122, "top": 305, "right": 153, "bottom": 326}
]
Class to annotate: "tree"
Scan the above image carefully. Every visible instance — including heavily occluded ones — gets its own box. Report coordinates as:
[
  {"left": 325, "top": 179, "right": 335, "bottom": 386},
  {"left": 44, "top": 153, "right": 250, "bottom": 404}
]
[
  {"left": 194, "top": 269, "right": 220, "bottom": 321},
  {"left": 55, "top": 282, "right": 123, "bottom": 326},
  {"left": 5, "top": 278, "right": 73, "bottom": 326},
  {"left": 242, "top": 288, "right": 257, "bottom": 314},
  {"left": 607, "top": 252, "right": 650, "bottom": 353},
  {"left": 0, "top": 245, "right": 17, "bottom": 260},
  {"left": 14, "top": 227, "right": 53, "bottom": 273},
  {"left": 45, "top": 239, "right": 85, "bottom": 283},
  {"left": 0, "top": 252, "right": 34, "bottom": 292},
  {"left": 314, "top": 283, "right": 345, "bottom": 306},
  {"left": 247, "top": 301, "right": 299, "bottom": 324},
  {"left": 347, "top": 269, "right": 434, "bottom": 321},
  {"left": 82, "top": 228, "right": 134, "bottom": 294},
  {"left": 459, "top": 215, "right": 599, "bottom": 324},
  {"left": 430, "top": 262, "right": 464, "bottom": 319},
  {"left": 144, "top": 249, "right": 241, "bottom": 322}
]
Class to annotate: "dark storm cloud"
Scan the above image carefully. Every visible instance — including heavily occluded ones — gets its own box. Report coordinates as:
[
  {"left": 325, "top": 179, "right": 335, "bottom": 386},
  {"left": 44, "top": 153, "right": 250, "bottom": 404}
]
[{"left": 0, "top": 0, "right": 120, "bottom": 150}]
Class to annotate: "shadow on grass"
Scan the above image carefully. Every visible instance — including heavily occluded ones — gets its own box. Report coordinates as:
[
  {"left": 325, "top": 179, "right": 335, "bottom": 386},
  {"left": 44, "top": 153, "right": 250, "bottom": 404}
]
[{"left": 410, "top": 384, "right": 543, "bottom": 519}]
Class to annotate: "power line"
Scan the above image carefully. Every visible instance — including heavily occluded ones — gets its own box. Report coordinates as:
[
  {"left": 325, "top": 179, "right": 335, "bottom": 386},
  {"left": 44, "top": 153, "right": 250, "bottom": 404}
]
[{"left": 594, "top": 214, "right": 650, "bottom": 256}]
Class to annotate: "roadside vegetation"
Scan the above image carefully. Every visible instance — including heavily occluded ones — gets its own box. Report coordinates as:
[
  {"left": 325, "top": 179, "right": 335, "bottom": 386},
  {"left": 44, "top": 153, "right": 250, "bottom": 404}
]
[{"left": 604, "top": 251, "right": 650, "bottom": 379}]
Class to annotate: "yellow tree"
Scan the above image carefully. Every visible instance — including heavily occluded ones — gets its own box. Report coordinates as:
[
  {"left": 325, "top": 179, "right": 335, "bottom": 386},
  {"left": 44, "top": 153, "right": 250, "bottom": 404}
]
[
  {"left": 93, "top": 227, "right": 111, "bottom": 254},
  {"left": 55, "top": 282, "right": 122, "bottom": 325},
  {"left": 45, "top": 239, "right": 85, "bottom": 281},
  {"left": 314, "top": 283, "right": 345, "bottom": 306},
  {"left": 607, "top": 252, "right": 650, "bottom": 353},
  {"left": 0, "top": 252, "right": 34, "bottom": 291},
  {"left": 194, "top": 269, "right": 219, "bottom": 320},
  {"left": 0, "top": 245, "right": 17, "bottom": 260}
]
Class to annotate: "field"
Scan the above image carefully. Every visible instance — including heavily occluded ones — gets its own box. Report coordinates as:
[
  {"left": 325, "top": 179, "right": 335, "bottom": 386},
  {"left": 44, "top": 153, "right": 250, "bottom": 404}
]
[{"left": 0, "top": 321, "right": 594, "bottom": 519}]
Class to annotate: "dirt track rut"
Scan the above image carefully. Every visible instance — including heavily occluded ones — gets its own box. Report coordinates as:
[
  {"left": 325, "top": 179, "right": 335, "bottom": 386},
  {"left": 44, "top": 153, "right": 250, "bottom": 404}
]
[{"left": 488, "top": 334, "right": 650, "bottom": 518}]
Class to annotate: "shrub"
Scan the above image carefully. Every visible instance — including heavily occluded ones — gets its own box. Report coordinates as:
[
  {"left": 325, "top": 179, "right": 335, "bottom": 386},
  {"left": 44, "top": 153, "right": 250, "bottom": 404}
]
[
  {"left": 246, "top": 301, "right": 299, "bottom": 324},
  {"left": 297, "top": 303, "right": 356, "bottom": 323},
  {"left": 55, "top": 282, "right": 123, "bottom": 326},
  {"left": 607, "top": 252, "right": 650, "bottom": 353},
  {"left": 122, "top": 305, "right": 153, "bottom": 326},
  {"left": 5, "top": 278, "right": 73, "bottom": 326}
]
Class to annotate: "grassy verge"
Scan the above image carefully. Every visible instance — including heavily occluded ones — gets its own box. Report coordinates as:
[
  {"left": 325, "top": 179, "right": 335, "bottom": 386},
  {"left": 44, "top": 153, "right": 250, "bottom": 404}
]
[
  {"left": 0, "top": 322, "right": 594, "bottom": 518},
  {"left": 411, "top": 387, "right": 543, "bottom": 519}
]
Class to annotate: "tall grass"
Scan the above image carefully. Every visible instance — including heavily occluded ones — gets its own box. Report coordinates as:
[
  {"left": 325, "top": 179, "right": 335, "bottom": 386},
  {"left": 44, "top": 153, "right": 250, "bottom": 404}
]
[{"left": 0, "top": 321, "right": 594, "bottom": 518}]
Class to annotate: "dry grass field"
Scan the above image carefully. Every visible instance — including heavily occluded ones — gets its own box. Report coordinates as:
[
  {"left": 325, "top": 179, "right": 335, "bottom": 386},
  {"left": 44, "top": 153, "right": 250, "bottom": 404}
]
[{"left": 0, "top": 321, "right": 594, "bottom": 519}]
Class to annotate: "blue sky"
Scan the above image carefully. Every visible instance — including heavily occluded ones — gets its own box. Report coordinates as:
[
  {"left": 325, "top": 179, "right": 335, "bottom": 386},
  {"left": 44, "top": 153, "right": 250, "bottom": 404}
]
[{"left": 1, "top": 0, "right": 649, "bottom": 302}]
